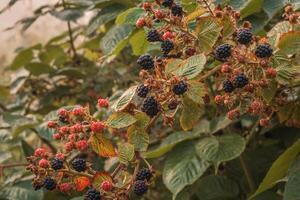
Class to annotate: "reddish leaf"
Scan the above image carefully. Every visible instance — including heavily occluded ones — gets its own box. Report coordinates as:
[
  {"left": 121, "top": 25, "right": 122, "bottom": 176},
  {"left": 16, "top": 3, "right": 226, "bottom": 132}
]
[
  {"left": 93, "top": 172, "right": 113, "bottom": 189},
  {"left": 89, "top": 134, "right": 117, "bottom": 157},
  {"left": 74, "top": 176, "right": 91, "bottom": 191}
]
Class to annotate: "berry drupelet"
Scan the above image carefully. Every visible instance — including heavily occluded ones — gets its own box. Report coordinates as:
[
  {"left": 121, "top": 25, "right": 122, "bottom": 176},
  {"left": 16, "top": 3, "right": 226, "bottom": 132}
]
[
  {"left": 137, "top": 55, "right": 154, "bottom": 70},
  {"left": 171, "top": 4, "right": 183, "bottom": 17},
  {"left": 234, "top": 73, "right": 249, "bottom": 88},
  {"left": 236, "top": 28, "right": 252, "bottom": 44},
  {"left": 255, "top": 44, "right": 273, "bottom": 58},
  {"left": 162, "top": 0, "right": 173, "bottom": 7},
  {"left": 133, "top": 180, "right": 148, "bottom": 196},
  {"left": 214, "top": 44, "right": 232, "bottom": 61},
  {"left": 161, "top": 39, "right": 174, "bottom": 55},
  {"left": 141, "top": 96, "right": 160, "bottom": 117},
  {"left": 172, "top": 81, "right": 188, "bottom": 95},
  {"left": 147, "top": 29, "right": 162, "bottom": 42},
  {"left": 44, "top": 177, "right": 57, "bottom": 190},
  {"left": 223, "top": 80, "right": 235, "bottom": 93},
  {"left": 137, "top": 84, "right": 150, "bottom": 98},
  {"left": 84, "top": 188, "right": 101, "bottom": 200},
  {"left": 51, "top": 158, "right": 64, "bottom": 170},
  {"left": 72, "top": 158, "right": 86, "bottom": 172},
  {"left": 136, "top": 168, "right": 152, "bottom": 181}
]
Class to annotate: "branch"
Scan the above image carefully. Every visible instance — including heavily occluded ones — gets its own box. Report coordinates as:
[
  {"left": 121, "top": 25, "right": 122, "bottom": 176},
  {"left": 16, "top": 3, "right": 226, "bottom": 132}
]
[
  {"left": 198, "top": 65, "right": 222, "bottom": 82},
  {"left": 58, "top": 169, "right": 93, "bottom": 178},
  {"left": 239, "top": 155, "right": 256, "bottom": 193}
]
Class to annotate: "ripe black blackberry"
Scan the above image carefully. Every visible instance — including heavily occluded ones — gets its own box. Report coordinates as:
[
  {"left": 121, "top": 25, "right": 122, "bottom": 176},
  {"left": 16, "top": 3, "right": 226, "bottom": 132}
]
[
  {"left": 141, "top": 96, "right": 160, "bottom": 117},
  {"left": 137, "top": 84, "right": 150, "bottom": 98},
  {"left": 84, "top": 188, "right": 101, "bottom": 200},
  {"left": 161, "top": 40, "right": 174, "bottom": 55},
  {"left": 171, "top": 4, "right": 183, "bottom": 17},
  {"left": 137, "top": 55, "right": 154, "bottom": 70},
  {"left": 162, "top": 0, "right": 173, "bottom": 7},
  {"left": 172, "top": 81, "right": 188, "bottom": 95},
  {"left": 133, "top": 180, "right": 148, "bottom": 196},
  {"left": 72, "top": 158, "right": 86, "bottom": 172},
  {"left": 147, "top": 29, "right": 161, "bottom": 42},
  {"left": 234, "top": 73, "right": 249, "bottom": 88},
  {"left": 236, "top": 28, "right": 252, "bottom": 44},
  {"left": 136, "top": 168, "right": 152, "bottom": 181},
  {"left": 51, "top": 158, "right": 64, "bottom": 170},
  {"left": 44, "top": 177, "right": 56, "bottom": 190},
  {"left": 255, "top": 44, "right": 273, "bottom": 58},
  {"left": 215, "top": 44, "right": 232, "bottom": 61},
  {"left": 223, "top": 80, "right": 235, "bottom": 93}
]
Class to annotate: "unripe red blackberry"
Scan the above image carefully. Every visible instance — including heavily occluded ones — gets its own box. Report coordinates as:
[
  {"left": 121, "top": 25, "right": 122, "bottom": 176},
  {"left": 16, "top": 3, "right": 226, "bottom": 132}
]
[
  {"left": 227, "top": 109, "right": 240, "bottom": 120},
  {"left": 133, "top": 180, "right": 148, "bottom": 196},
  {"left": 137, "top": 84, "right": 150, "bottom": 98},
  {"left": 39, "top": 158, "right": 49, "bottom": 168},
  {"left": 76, "top": 140, "right": 89, "bottom": 151},
  {"left": 136, "top": 18, "right": 145, "bottom": 28},
  {"left": 90, "top": 121, "right": 105, "bottom": 133},
  {"left": 51, "top": 158, "right": 64, "bottom": 170},
  {"left": 171, "top": 4, "right": 183, "bottom": 17},
  {"left": 141, "top": 96, "right": 160, "bottom": 117},
  {"left": 223, "top": 80, "right": 235, "bottom": 93},
  {"left": 162, "top": 31, "right": 175, "bottom": 40},
  {"left": 221, "top": 63, "right": 231, "bottom": 73},
  {"left": 47, "top": 121, "right": 57, "bottom": 129},
  {"left": 214, "top": 44, "right": 232, "bottom": 61},
  {"left": 72, "top": 158, "right": 86, "bottom": 172},
  {"left": 143, "top": 2, "right": 152, "bottom": 10},
  {"left": 58, "top": 108, "right": 68, "bottom": 117},
  {"left": 59, "top": 183, "right": 72, "bottom": 193},
  {"left": 137, "top": 55, "right": 155, "bottom": 70},
  {"left": 255, "top": 44, "right": 273, "bottom": 58},
  {"left": 44, "top": 177, "right": 57, "bottom": 190},
  {"left": 136, "top": 168, "right": 152, "bottom": 181},
  {"left": 161, "top": 39, "right": 174, "bottom": 55},
  {"left": 154, "top": 9, "right": 165, "bottom": 19},
  {"left": 234, "top": 73, "right": 249, "bottom": 88},
  {"left": 101, "top": 180, "right": 113, "bottom": 191},
  {"left": 265, "top": 67, "right": 277, "bottom": 78},
  {"left": 214, "top": 95, "right": 223, "bottom": 104},
  {"left": 172, "top": 81, "right": 188, "bottom": 95},
  {"left": 147, "top": 29, "right": 162, "bottom": 42},
  {"left": 236, "top": 28, "right": 252, "bottom": 44},
  {"left": 34, "top": 148, "right": 47, "bottom": 157},
  {"left": 84, "top": 188, "right": 101, "bottom": 200},
  {"left": 259, "top": 118, "right": 269, "bottom": 126}
]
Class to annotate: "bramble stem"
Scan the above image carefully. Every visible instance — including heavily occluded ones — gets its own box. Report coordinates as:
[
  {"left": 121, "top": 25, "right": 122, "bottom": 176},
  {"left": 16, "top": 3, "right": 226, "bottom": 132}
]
[{"left": 239, "top": 155, "right": 256, "bottom": 193}]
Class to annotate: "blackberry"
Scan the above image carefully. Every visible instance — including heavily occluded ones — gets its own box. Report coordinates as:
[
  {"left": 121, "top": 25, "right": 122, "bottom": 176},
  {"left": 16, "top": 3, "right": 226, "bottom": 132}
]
[
  {"left": 72, "top": 158, "right": 86, "bottom": 172},
  {"left": 137, "top": 55, "right": 154, "bottom": 70},
  {"left": 137, "top": 84, "right": 150, "bottom": 98},
  {"left": 136, "top": 168, "right": 152, "bottom": 181},
  {"left": 236, "top": 28, "right": 252, "bottom": 44},
  {"left": 44, "top": 177, "right": 56, "bottom": 190},
  {"left": 171, "top": 5, "right": 183, "bottom": 17},
  {"left": 255, "top": 44, "right": 273, "bottom": 58},
  {"left": 223, "top": 80, "right": 235, "bottom": 93},
  {"left": 214, "top": 44, "right": 232, "bottom": 61},
  {"left": 234, "top": 73, "right": 249, "bottom": 88},
  {"left": 51, "top": 158, "right": 64, "bottom": 170},
  {"left": 162, "top": 0, "right": 173, "bottom": 7},
  {"left": 59, "top": 116, "right": 68, "bottom": 124},
  {"left": 172, "top": 81, "right": 188, "bottom": 95},
  {"left": 84, "top": 188, "right": 101, "bottom": 200},
  {"left": 161, "top": 40, "right": 174, "bottom": 55},
  {"left": 133, "top": 180, "right": 148, "bottom": 196},
  {"left": 141, "top": 96, "right": 160, "bottom": 117},
  {"left": 147, "top": 29, "right": 161, "bottom": 42}
]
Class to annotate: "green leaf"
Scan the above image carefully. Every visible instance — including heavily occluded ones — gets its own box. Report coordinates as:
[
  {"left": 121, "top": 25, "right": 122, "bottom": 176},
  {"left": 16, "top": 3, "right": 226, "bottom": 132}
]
[
  {"left": 25, "top": 62, "right": 54, "bottom": 76},
  {"left": 143, "top": 131, "right": 198, "bottom": 158},
  {"left": 181, "top": 0, "right": 198, "bottom": 13},
  {"left": 133, "top": 112, "right": 150, "bottom": 129},
  {"left": 165, "top": 59, "right": 183, "bottom": 74},
  {"left": 100, "top": 24, "right": 133, "bottom": 54},
  {"left": 21, "top": 140, "right": 34, "bottom": 157},
  {"left": 180, "top": 96, "right": 203, "bottom": 131},
  {"left": 118, "top": 143, "right": 135, "bottom": 165},
  {"left": 0, "top": 85, "right": 10, "bottom": 102},
  {"left": 115, "top": 7, "right": 144, "bottom": 25},
  {"left": 112, "top": 85, "right": 137, "bottom": 111},
  {"left": 195, "top": 134, "right": 246, "bottom": 162},
  {"left": 259, "top": 80, "right": 277, "bottom": 103},
  {"left": 106, "top": 112, "right": 136, "bottom": 129},
  {"left": 38, "top": 45, "right": 66, "bottom": 64},
  {"left": 173, "top": 54, "right": 206, "bottom": 79},
  {"left": 50, "top": 8, "right": 83, "bottom": 21},
  {"left": 240, "top": 0, "right": 263, "bottom": 19},
  {"left": 267, "top": 21, "right": 291, "bottom": 46},
  {"left": 186, "top": 80, "right": 205, "bottom": 105},
  {"left": 129, "top": 29, "right": 149, "bottom": 56},
  {"left": 250, "top": 139, "right": 300, "bottom": 199},
  {"left": 86, "top": 4, "right": 125, "bottom": 35},
  {"left": 55, "top": 67, "right": 85, "bottom": 79},
  {"left": 222, "top": 16, "right": 235, "bottom": 39},
  {"left": 196, "top": 17, "right": 222, "bottom": 52},
  {"left": 195, "top": 175, "right": 239, "bottom": 200},
  {"left": 284, "top": 171, "right": 300, "bottom": 200},
  {"left": 10, "top": 49, "right": 33, "bottom": 70},
  {"left": 277, "top": 31, "right": 300, "bottom": 55},
  {"left": 128, "top": 126, "right": 149, "bottom": 151},
  {"left": 163, "top": 141, "right": 210, "bottom": 199}
]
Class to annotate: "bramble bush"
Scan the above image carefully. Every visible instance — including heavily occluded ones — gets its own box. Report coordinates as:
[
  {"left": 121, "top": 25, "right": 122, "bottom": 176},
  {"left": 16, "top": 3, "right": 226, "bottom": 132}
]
[{"left": 0, "top": 0, "right": 300, "bottom": 200}]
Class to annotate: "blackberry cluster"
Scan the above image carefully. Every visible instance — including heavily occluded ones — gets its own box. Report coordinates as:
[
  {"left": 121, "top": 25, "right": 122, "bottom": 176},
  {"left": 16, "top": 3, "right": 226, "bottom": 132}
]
[
  {"left": 51, "top": 158, "right": 64, "bottom": 170},
  {"left": 147, "top": 29, "right": 161, "bottom": 42},
  {"left": 72, "top": 158, "right": 86, "bottom": 172},
  {"left": 84, "top": 188, "right": 101, "bottom": 200},
  {"left": 171, "top": 5, "right": 183, "bottom": 17},
  {"left": 255, "top": 44, "right": 273, "bottom": 58},
  {"left": 162, "top": 0, "right": 173, "bottom": 7},
  {"left": 136, "top": 168, "right": 152, "bottom": 181},
  {"left": 234, "top": 74, "right": 249, "bottom": 88},
  {"left": 133, "top": 180, "right": 148, "bottom": 196},
  {"left": 236, "top": 28, "right": 252, "bottom": 44},
  {"left": 223, "top": 80, "right": 235, "bottom": 93},
  {"left": 214, "top": 44, "right": 232, "bottom": 61},
  {"left": 44, "top": 177, "right": 56, "bottom": 190},
  {"left": 137, "top": 55, "right": 154, "bottom": 70},
  {"left": 172, "top": 81, "right": 188, "bottom": 95},
  {"left": 137, "top": 84, "right": 150, "bottom": 98},
  {"left": 161, "top": 40, "right": 174, "bottom": 55},
  {"left": 141, "top": 96, "right": 160, "bottom": 117}
]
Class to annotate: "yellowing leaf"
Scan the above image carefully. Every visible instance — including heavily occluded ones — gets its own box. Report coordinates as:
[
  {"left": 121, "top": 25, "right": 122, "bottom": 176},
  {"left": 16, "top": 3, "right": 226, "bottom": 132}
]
[
  {"left": 89, "top": 134, "right": 116, "bottom": 158},
  {"left": 180, "top": 96, "right": 203, "bottom": 131},
  {"left": 185, "top": 7, "right": 206, "bottom": 22},
  {"left": 74, "top": 176, "right": 91, "bottom": 192},
  {"left": 129, "top": 29, "right": 149, "bottom": 56},
  {"left": 186, "top": 80, "right": 206, "bottom": 104}
]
